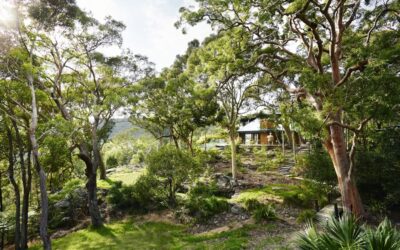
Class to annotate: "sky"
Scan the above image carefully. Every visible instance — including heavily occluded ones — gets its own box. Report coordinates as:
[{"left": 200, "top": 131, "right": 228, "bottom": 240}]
[{"left": 76, "top": 0, "right": 212, "bottom": 71}]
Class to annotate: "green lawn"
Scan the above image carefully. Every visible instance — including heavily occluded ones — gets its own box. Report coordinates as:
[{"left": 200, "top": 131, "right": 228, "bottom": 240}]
[{"left": 30, "top": 220, "right": 254, "bottom": 250}]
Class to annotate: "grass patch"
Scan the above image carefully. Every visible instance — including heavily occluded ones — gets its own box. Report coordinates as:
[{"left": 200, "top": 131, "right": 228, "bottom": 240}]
[
  {"left": 30, "top": 220, "right": 255, "bottom": 250},
  {"left": 232, "top": 182, "right": 328, "bottom": 209},
  {"left": 108, "top": 168, "right": 143, "bottom": 186},
  {"left": 232, "top": 183, "right": 300, "bottom": 204}
]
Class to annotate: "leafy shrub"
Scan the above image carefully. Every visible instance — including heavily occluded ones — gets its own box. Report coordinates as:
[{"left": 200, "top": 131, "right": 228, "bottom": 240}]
[
  {"left": 49, "top": 178, "right": 84, "bottom": 203},
  {"left": 196, "top": 148, "right": 222, "bottom": 164},
  {"left": 253, "top": 147, "right": 267, "bottom": 163},
  {"left": 146, "top": 145, "right": 201, "bottom": 204},
  {"left": 189, "top": 182, "right": 219, "bottom": 197},
  {"left": 282, "top": 181, "right": 330, "bottom": 209},
  {"left": 243, "top": 199, "right": 276, "bottom": 222},
  {"left": 185, "top": 195, "right": 229, "bottom": 222},
  {"left": 356, "top": 149, "right": 400, "bottom": 210},
  {"left": 256, "top": 150, "right": 286, "bottom": 172},
  {"left": 243, "top": 198, "right": 262, "bottom": 212},
  {"left": 293, "top": 149, "right": 336, "bottom": 186},
  {"left": 108, "top": 174, "right": 168, "bottom": 212},
  {"left": 252, "top": 204, "right": 277, "bottom": 222},
  {"left": 296, "top": 209, "right": 317, "bottom": 224},
  {"left": 106, "top": 155, "right": 118, "bottom": 168}
]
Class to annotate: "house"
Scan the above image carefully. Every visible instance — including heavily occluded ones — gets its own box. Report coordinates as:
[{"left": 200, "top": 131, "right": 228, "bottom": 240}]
[{"left": 238, "top": 118, "right": 285, "bottom": 145}]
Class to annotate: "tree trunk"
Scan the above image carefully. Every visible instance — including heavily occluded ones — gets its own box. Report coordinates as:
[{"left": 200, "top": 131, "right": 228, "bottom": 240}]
[
  {"left": 78, "top": 144, "right": 103, "bottom": 228},
  {"left": 6, "top": 126, "right": 21, "bottom": 250},
  {"left": 230, "top": 133, "right": 237, "bottom": 181},
  {"left": 12, "top": 120, "right": 31, "bottom": 249},
  {"left": 28, "top": 80, "right": 51, "bottom": 250},
  {"left": 282, "top": 124, "right": 292, "bottom": 147},
  {"left": 98, "top": 151, "right": 106, "bottom": 180},
  {"left": 325, "top": 122, "right": 364, "bottom": 217}
]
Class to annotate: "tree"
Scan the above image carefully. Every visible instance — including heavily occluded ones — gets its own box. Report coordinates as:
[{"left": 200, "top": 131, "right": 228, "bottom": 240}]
[
  {"left": 146, "top": 145, "right": 200, "bottom": 205},
  {"left": 37, "top": 14, "right": 153, "bottom": 227},
  {"left": 187, "top": 30, "right": 260, "bottom": 181},
  {"left": 178, "top": 0, "right": 400, "bottom": 217},
  {"left": 131, "top": 40, "right": 219, "bottom": 153}
]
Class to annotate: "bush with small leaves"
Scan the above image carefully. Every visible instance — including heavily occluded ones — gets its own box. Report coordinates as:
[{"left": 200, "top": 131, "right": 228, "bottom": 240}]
[
  {"left": 185, "top": 195, "right": 230, "bottom": 222},
  {"left": 107, "top": 175, "right": 168, "bottom": 212},
  {"left": 146, "top": 145, "right": 201, "bottom": 205},
  {"left": 296, "top": 209, "right": 317, "bottom": 224}
]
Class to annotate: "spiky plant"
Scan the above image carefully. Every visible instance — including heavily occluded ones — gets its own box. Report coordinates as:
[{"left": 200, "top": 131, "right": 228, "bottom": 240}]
[
  {"left": 364, "top": 218, "right": 400, "bottom": 250},
  {"left": 297, "top": 213, "right": 364, "bottom": 250}
]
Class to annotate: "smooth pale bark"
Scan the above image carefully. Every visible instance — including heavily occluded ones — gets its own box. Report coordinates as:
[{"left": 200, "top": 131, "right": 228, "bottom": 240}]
[
  {"left": 230, "top": 133, "right": 237, "bottom": 181},
  {"left": 28, "top": 79, "right": 51, "bottom": 250},
  {"left": 6, "top": 126, "right": 21, "bottom": 250}
]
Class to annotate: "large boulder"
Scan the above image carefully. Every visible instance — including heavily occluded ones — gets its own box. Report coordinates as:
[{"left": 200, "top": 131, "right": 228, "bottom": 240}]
[{"left": 213, "top": 173, "right": 235, "bottom": 197}]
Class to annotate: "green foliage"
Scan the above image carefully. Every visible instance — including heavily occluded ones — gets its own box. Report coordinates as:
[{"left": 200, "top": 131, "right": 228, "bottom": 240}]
[
  {"left": 297, "top": 215, "right": 400, "bottom": 250},
  {"left": 107, "top": 175, "right": 168, "bottom": 212},
  {"left": 31, "top": 220, "right": 254, "bottom": 250},
  {"left": 184, "top": 181, "right": 230, "bottom": 222},
  {"left": 282, "top": 181, "right": 330, "bottom": 209},
  {"left": 49, "top": 179, "right": 84, "bottom": 203},
  {"left": 243, "top": 198, "right": 263, "bottom": 212},
  {"left": 285, "top": 0, "right": 308, "bottom": 14},
  {"left": 364, "top": 218, "right": 400, "bottom": 250},
  {"left": 252, "top": 203, "right": 277, "bottom": 223},
  {"left": 243, "top": 198, "right": 276, "bottom": 222},
  {"left": 298, "top": 214, "right": 364, "bottom": 250},
  {"left": 146, "top": 145, "right": 201, "bottom": 204},
  {"left": 256, "top": 149, "right": 286, "bottom": 171},
  {"left": 185, "top": 195, "right": 230, "bottom": 222},
  {"left": 296, "top": 209, "right": 317, "bottom": 224},
  {"left": 355, "top": 128, "right": 400, "bottom": 210},
  {"left": 105, "top": 156, "right": 118, "bottom": 168},
  {"left": 294, "top": 149, "right": 336, "bottom": 186},
  {"left": 103, "top": 131, "right": 154, "bottom": 167},
  {"left": 189, "top": 181, "right": 219, "bottom": 197}
]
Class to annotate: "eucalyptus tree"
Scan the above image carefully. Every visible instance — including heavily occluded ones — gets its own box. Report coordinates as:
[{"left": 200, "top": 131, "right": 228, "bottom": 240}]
[
  {"left": 38, "top": 15, "right": 153, "bottom": 227},
  {"left": 131, "top": 41, "right": 219, "bottom": 153},
  {"left": 0, "top": 0, "right": 94, "bottom": 247},
  {"left": 187, "top": 30, "right": 261, "bottom": 180},
  {"left": 178, "top": 0, "right": 400, "bottom": 217}
]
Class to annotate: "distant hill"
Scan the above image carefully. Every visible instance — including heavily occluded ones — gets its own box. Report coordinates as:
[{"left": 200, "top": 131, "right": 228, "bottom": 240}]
[{"left": 110, "top": 118, "right": 149, "bottom": 139}]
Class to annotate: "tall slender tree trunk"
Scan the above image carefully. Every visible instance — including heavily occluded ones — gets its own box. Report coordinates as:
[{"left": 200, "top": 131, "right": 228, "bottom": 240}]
[
  {"left": 12, "top": 120, "right": 31, "bottom": 249},
  {"left": 6, "top": 126, "right": 21, "bottom": 250},
  {"left": 78, "top": 143, "right": 103, "bottom": 228},
  {"left": 98, "top": 152, "right": 106, "bottom": 180},
  {"left": 28, "top": 79, "right": 51, "bottom": 250},
  {"left": 230, "top": 133, "right": 237, "bottom": 181},
  {"left": 282, "top": 124, "right": 292, "bottom": 147},
  {"left": 325, "top": 118, "right": 364, "bottom": 217}
]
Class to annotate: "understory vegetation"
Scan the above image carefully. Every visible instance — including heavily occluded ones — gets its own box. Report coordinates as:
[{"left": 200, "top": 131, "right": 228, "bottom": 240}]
[{"left": 0, "top": 0, "right": 399, "bottom": 249}]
